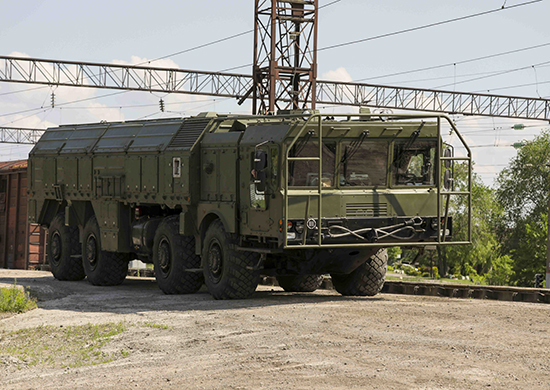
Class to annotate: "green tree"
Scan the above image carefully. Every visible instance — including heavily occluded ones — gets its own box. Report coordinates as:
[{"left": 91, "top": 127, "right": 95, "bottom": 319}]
[
  {"left": 442, "top": 163, "right": 505, "bottom": 282},
  {"left": 495, "top": 131, "right": 550, "bottom": 286},
  {"left": 484, "top": 255, "right": 513, "bottom": 286},
  {"left": 510, "top": 213, "right": 548, "bottom": 286},
  {"left": 496, "top": 131, "right": 550, "bottom": 227}
]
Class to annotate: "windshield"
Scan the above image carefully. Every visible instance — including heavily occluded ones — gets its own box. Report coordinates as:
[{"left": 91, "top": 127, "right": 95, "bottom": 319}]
[
  {"left": 339, "top": 140, "right": 388, "bottom": 187},
  {"left": 287, "top": 138, "right": 388, "bottom": 188},
  {"left": 287, "top": 137, "right": 436, "bottom": 188},
  {"left": 393, "top": 140, "right": 436, "bottom": 186},
  {"left": 288, "top": 141, "right": 336, "bottom": 187}
]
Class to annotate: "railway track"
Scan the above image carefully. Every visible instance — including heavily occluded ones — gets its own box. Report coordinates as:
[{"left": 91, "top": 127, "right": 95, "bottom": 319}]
[
  {"left": 381, "top": 280, "right": 550, "bottom": 304},
  {"left": 127, "top": 269, "right": 550, "bottom": 304},
  {"left": 258, "top": 276, "right": 550, "bottom": 304}
]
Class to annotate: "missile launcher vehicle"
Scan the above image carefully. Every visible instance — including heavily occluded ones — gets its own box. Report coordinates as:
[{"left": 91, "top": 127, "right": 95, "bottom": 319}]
[{"left": 28, "top": 111, "right": 471, "bottom": 299}]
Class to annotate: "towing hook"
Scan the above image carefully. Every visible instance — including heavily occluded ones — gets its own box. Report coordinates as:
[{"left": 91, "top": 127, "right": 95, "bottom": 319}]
[
  {"left": 402, "top": 217, "right": 424, "bottom": 228},
  {"left": 412, "top": 216, "right": 423, "bottom": 225}
]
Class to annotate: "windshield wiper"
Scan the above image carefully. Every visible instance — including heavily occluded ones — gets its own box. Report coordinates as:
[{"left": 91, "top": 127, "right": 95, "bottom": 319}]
[
  {"left": 394, "top": 122, "right": 425, "bottom": 168},
  {"left": 403, "top": 122, "right": 425, "bottom": 151},
  {"left": 337, "top": 130, "right": 369, "bottom": 174}
]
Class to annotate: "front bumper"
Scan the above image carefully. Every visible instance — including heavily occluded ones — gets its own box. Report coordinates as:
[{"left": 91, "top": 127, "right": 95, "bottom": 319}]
[{"left": 285, "top": 216, "right": 452, "bottom": 246}]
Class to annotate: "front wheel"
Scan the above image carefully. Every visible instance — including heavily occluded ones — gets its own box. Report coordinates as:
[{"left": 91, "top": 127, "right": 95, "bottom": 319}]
[
  {"left": 82, "top": 216, "right": 129, "bottom": 286},
  {"left": 202, "top": 220, "right": 260, "bottom": 299},
  {"left": 331, "top": 249, "right": 388, "bottom": 296},
  {"left": 153, "top": 216, "right": 203, "bottom": 294}
]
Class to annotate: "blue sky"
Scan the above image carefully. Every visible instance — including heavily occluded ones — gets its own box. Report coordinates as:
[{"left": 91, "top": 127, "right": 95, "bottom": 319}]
[{"left": 0, "top": 0, "right": 549, "bottom": 184}]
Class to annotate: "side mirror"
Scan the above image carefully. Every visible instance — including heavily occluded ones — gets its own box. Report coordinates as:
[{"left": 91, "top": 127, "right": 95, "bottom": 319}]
[
  {"left": 443, "top": 148, "right": 452, "bottom": 169},
  {"left": 254, "top": 149, "right": 267, "bottom": 193},
  {"left": 443, "top": 147, "right": 453, "bottom": 190},
  {"left": 444, "top": 169, "right": 452, "bottom": 191}
]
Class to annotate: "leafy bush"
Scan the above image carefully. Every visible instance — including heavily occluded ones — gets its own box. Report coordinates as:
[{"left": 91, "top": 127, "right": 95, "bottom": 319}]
[
  {"left": 0, "top": 280, "right": 37, "bottom": 313},
  {"left": 403, "top": 265, "right": 421, "bottom": 277},
  {"left": 387, "top": 247, "right": 402, "bottom": 265},
  {"left": 485, "top": 255, "right": 514, "bottom": 286}
]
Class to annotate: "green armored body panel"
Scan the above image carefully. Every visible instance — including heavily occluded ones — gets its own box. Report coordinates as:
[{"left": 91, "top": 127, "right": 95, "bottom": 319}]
[{"left": 28, "top": 111, "right": 471, "bottom": 299}]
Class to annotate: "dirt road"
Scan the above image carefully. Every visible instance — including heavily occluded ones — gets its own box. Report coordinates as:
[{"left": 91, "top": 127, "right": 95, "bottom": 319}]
[{"left": 1, "top": 269, "right": 549, "bottom": 389}]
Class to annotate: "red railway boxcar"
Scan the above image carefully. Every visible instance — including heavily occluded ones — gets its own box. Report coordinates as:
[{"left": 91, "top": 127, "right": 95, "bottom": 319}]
[{"left": 0, "top": 159, "right": 45, "bottom": 269}]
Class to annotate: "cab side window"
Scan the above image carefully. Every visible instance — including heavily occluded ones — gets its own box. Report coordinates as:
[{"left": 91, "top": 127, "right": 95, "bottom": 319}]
[{"left": 393, "top": 140, "right": 436, "bottom": 186}]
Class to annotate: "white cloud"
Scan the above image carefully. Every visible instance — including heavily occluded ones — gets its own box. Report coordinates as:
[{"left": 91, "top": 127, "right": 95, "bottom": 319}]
[
  {"left": 8, "top": 51, "right": 31, "bottom": 58},
  {"left": 321, "top": 67, "right": 353, "bottom": 82}
]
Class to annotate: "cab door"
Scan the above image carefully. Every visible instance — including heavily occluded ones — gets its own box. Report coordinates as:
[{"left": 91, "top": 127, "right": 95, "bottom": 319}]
[{"left": 239, "top": 145, "right": 274, "bottom": 233}]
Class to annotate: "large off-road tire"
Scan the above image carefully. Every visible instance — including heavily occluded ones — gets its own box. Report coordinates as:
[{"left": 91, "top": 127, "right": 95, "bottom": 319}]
[
  {"left": 202, "top": 220, "right": 260, "bottom": 300},
  {"left": 153, "top": 216, "right": 203, "bottom": 294},
  {"left": 82, "top": 216, "right": 128, "bottom": 286},
  {"left": 331, "top": 249, "right": 388, "bottom": 296},
  {"left": 276, "top": 274, "right": 324, "bottom": 292},
  {"left": 47, "top": 212, "right": 85, "bottom": 281}
]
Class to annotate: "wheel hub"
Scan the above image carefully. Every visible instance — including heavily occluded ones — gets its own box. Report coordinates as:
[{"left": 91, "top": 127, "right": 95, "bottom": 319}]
[
  {"left": 158, "top": 238, "right": 171, "bottom": 275},
  {"left": 51, "top": 231, "right": 62, "bottom": 264},
  {"left": 86, "top": 234, "right": 98, "bottom": 268},
  {"left": 208, "top": 241, "right": 223, "bottom": 283}
]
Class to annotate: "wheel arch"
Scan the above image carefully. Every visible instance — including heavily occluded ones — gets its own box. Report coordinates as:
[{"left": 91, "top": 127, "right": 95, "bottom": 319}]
[
  {"left": 37, "top": 200, "right": 65, "bottom": 229},
  {"left": 199, "top": 211, "right": 231, "bottom": 243}
]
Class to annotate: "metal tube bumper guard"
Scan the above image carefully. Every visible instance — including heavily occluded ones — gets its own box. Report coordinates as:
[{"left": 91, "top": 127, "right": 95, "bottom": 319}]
[{"left": 285, "top": 216, "right": 452, "bottom": 246}]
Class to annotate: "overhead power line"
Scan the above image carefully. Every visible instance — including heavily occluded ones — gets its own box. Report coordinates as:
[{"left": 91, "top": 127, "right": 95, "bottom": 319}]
[
  {"left": 356, "top": 42, "right": 550, "bottom": 82},
  {"left": 433, "top": 60, "right": 550, "bottom": 89},
  {"left": 469, "top": 144, "right": 514, "bottom": 148},
  {"left": 139, "top": 0, "right": 342, "bottom": 67},
  {"left": 473, "top": 79, "right": 550, "bottom": 93},
  {"left": 317, "top": 0, "right": 542, "bottom": 53},
  {"left": 375, "top": 65, "right": 550, "bottom": 86},
  {"left": 138, "top": 30, "right": 254, "bottom": 67}
]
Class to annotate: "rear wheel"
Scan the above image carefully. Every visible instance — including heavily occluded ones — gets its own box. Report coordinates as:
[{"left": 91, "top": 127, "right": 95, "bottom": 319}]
[
  {"left": 202, "top": 220, "right": 260, "bottom": 299},
  {"left": 276, "top": 274, "right": 324, "bottom": 292},
  {"left": 331, "top": 249, "right": 387, "bottom": 296},
  {"left": 82, "top": 216, "right": 128, "bottom": 286},
  {"left": 153, "top": 216, "right": 203, "bottom": 294},
  {"left": 48, "top": 212, "right": 85, "bottom": 281}
]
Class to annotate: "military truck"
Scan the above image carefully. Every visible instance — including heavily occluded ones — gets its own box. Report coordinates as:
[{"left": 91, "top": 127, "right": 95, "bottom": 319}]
[{"left": 28, "top": 111, "right": 471, "bottom": 299}]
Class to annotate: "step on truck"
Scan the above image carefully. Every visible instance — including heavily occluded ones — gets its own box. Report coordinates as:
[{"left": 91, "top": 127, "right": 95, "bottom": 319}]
[{"left": 28, "top": 111, "right": 471, "bottom": 299}]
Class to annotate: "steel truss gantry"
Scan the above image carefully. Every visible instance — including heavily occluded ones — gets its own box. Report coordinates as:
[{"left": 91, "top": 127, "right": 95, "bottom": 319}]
[
  {"left": 0, "top": 127, "right": 44, "bottom": 144},
  {"left": 1, "top": 55, "right": 549, "bottom": 122}
]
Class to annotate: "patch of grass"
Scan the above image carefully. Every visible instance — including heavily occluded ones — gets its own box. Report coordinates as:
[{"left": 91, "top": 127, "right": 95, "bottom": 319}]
[
  {"left": 0, "top": 322, "right": 128, "bottom": 369},
  {"left": 0, "top": 280, "right": 37, "bottom": 313},
  {"left": 143, "top": 322, "right": 171, "bottom": 330}
]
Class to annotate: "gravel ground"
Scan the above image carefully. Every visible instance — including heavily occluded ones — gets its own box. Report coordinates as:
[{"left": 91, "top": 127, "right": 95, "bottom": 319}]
[{"left": 1, "top": 269, "right": 549, "bottom": 390}]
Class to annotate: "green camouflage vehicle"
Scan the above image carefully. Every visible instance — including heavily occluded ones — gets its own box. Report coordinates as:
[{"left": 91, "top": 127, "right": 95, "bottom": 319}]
[{"left": 28, "top": 111, "right": 471, "bottom": 299}]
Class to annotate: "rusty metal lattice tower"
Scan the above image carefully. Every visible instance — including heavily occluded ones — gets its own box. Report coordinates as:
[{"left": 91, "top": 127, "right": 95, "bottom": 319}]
[{"left": 253, "top": 0, "right": 318, "bottom": 114}]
